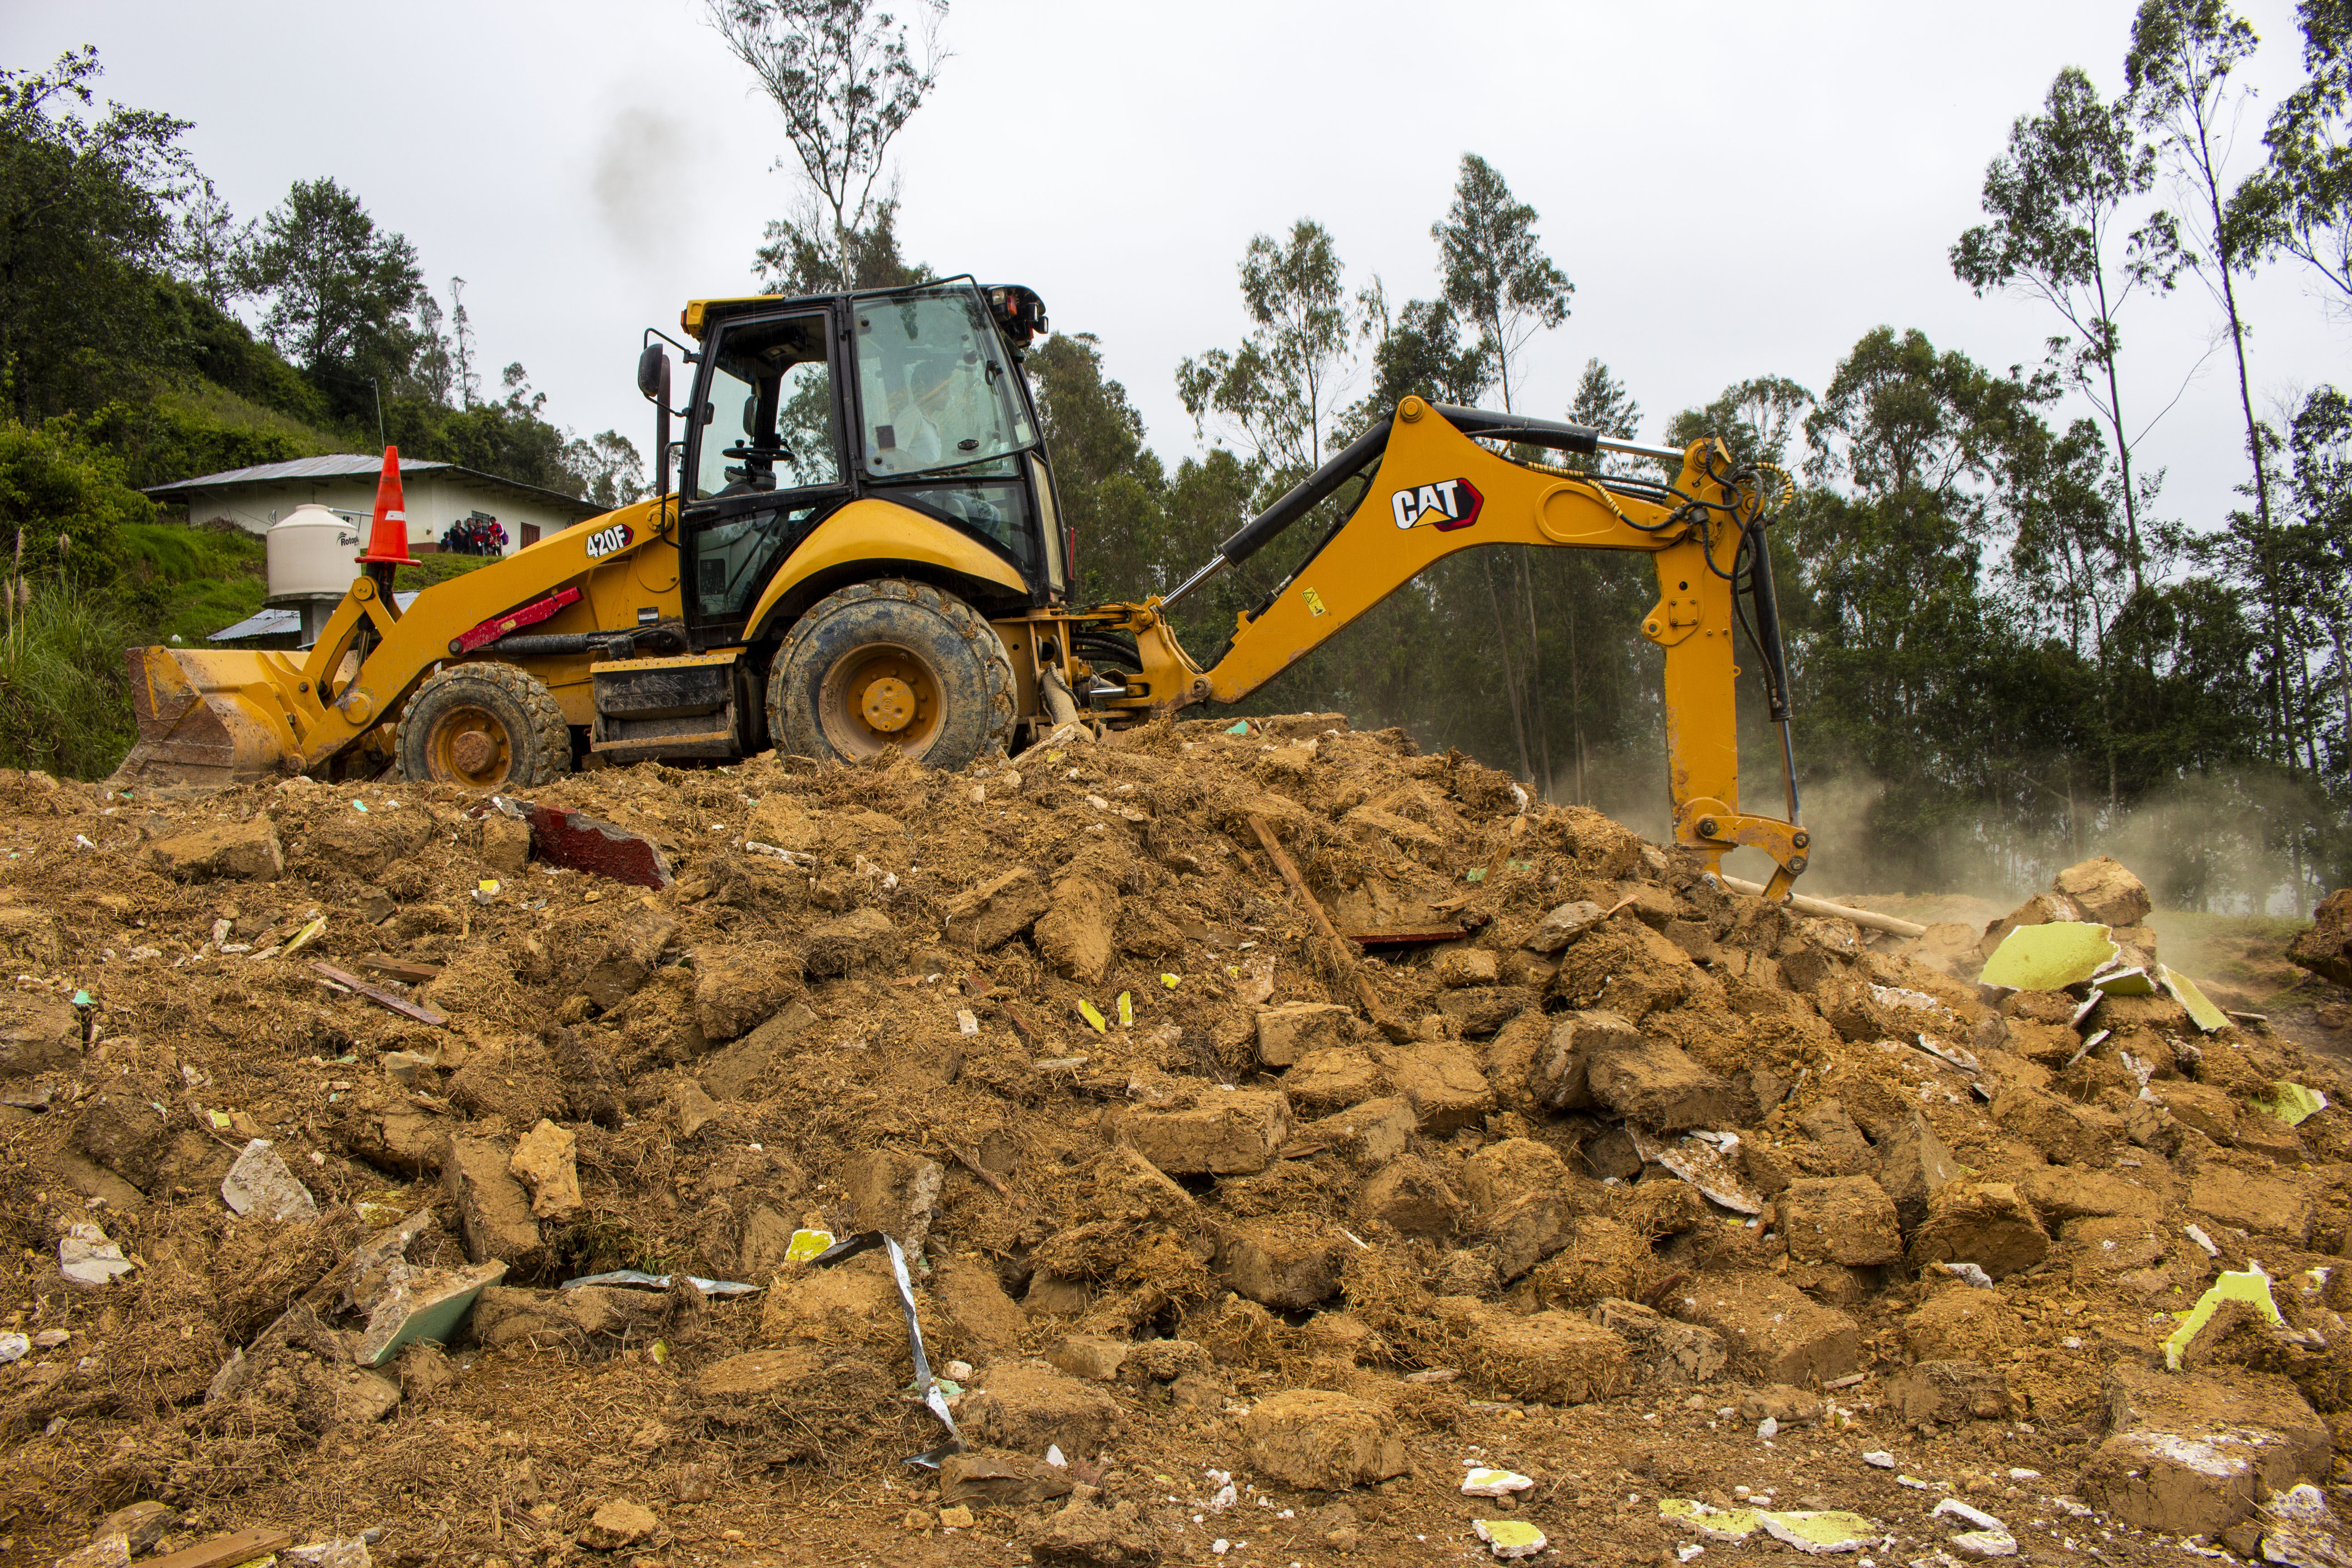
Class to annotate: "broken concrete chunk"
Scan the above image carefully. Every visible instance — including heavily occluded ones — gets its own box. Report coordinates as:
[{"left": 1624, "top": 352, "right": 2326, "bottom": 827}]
[
  {"left": 961, "top": 1362, "right": 1121, "bottom": 1458},
  {"left": 1035, "top": 872, "right": 1118, "bottom": 985},
  {"left": 931, "top": 1251, "right": 1026, "bottom": 1357},
  {"left": 1387, "top": 1041, "right": 1495, "bottom": 1133},
  {"left": 1301, "top": 1096, "right": 1417, "bottom": 1169},
  {"left": 58, "top": 1221, "right": 133, "bottom": 1286},
  {"left": 1125, "top": 1090, "right": 1291, "bottom": 1176},
  {"left": 944, "top": 865, "right": 1052, "bottom": 951},
  {"left": 699, "top": 999, "right": 818, "bottom": 1100},
  {"left": 507, "top": 1119, "right": 582, "bottom": 1220},
  {"left": 841, "top": 1148, "right": 944, "bottom": 1252},
  {"left": 1991, "top": 1084, "right": 2118, "bottom": 1167},
  {"left": 440, "top": 1136, "right": 543, "bottom": 1269},
  {"left": 1885, "top": 1359, "right": 2010, "bottom": 1425},
  {"left": 1670, "top": 1271, "right": 1860, "bottom": 1385},
  {"left": 1524, "top": 899, "right": 1608, "bottom": 954},
  {"left": 1591, "top": 1297, "right": 1727, "bottom": 1386},
  {"left": 2053, "top": 855, "right": 2152, "bottom": 928},
  {"left": 1906, "top": 1181, "right": 2048, "bottom": 1280},
  {"left": 1254, "top": 1001, "right": 1352, "bottom": 1068},
  {"left": 1778, "top": 1176, "right": 1901, "bottom": 1267},
  {"left": 803, "top": 907, "right": 905, "bottom": 976},
  {"left": 1434, "top": 947, "right": 1500, "bottom": 987},
  {"left": 145, "top": 817, "right": 284, "bottom": 881},
  {"left": 220, "top": 1138, "right": 318, "bottom": 1224},
  {"left": 938, "top": 1448, "right": 1075, "bottom": 1508},
  {"left": 1240, "top": 1389, "right": 1408, "bottom": 1490}
]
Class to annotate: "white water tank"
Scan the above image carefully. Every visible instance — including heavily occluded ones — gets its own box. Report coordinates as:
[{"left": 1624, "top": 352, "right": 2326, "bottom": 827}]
[{"left": 266, "top": 503, "right": 365, "bottom": 602}]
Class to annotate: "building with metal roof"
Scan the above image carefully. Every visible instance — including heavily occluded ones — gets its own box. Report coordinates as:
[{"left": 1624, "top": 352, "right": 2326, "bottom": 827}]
[{"left": 146, "top": 454, "right": 607, "bottom": 558}]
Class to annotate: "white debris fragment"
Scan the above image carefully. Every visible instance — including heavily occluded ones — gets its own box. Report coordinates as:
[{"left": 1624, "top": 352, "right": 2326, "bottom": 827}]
[
  {"left": 1931, "top": 1499, "right": 2006, "bottom": 1534},
  {"left": 1863, "top": 1452, "right": 1896, "bottom": 1469},
  {"left": 0, "top": 1332, "right": 27, "bottom": 1362},
  {"left": 1462, "top": 1468, "right": 1535, "bottom": 1497},
  {"left": 220, "top": 1138, "right": 319, "bottom": 1223},
  {"left": 1936, "top": 1262, "right": 1995, "bottom": 1288},
  {"left": 2185, "top": 1224, "right": 2220, "bottom": 1257},
  {"left": 59, "top": 1222, "right": 133, "bottom": 1285}
]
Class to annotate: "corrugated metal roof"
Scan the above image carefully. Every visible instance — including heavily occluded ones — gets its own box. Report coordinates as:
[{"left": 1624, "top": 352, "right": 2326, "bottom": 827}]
[
  {"left": 149, "top": 454, "right": 452, "bottom": 490},
  {"left": 147, "top": 455, "right": 607, "bottom": 521},
  {"left": 209, "top": 591, "right": 422, "bottom": 646}
]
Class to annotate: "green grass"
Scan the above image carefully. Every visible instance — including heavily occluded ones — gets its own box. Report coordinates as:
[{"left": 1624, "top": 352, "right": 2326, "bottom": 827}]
[
  {"left": 155, "top": 380, "right": 345, "bottom": 460},
  {"left": 0, "top": 590, "right": 140, "bottom": 777},
  {"left": 117, "top": 520, "right": 270, "bottom": 645},
  {"left": 393, "top": 553, "right": 501, "bottom": 593}
]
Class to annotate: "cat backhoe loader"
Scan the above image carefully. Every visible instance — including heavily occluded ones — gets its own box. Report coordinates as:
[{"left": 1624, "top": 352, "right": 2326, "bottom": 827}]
[{"left": 115, "top": 277, "right": 1812, "bottom": 897}]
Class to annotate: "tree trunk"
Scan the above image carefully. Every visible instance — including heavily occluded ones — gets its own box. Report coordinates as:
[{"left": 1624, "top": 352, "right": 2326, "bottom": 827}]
[{"left": 1480, "top": 554, "right": 1535, "bottom": 783}]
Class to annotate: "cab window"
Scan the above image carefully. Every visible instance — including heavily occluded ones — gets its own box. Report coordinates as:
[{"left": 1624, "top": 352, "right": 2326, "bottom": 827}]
[
  {"left": 691, "top": 314, "right": 841, "bottom": 502},
  {"left": 854, "top": 286, "right": 1036, "bottom": 477}
]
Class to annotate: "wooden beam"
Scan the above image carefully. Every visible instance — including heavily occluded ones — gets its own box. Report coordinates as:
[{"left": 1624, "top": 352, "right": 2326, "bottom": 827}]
[
  {"left": 1245, "top": 813, "right": 1408, "bottom": 1041},
  {"left": 311, "top": 962, "right": 448, "bottom": 1026},
  {"left": 147, "top": 1529, "right": 294, "bottom": 1568}
]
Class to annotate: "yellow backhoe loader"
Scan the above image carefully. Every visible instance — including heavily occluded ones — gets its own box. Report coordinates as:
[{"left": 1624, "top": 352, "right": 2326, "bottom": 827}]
[{"left": 116, "top": 277, "right": 1812, "bottom": 897}]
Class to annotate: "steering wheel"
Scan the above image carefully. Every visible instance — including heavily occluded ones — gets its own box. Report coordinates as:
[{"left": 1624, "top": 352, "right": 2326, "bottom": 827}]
[{"left": 720, "top": 440, "right": 794, "bottom": 466}]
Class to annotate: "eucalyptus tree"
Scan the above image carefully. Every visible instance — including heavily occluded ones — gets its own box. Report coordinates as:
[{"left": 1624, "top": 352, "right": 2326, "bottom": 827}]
[{"left": 2233, "top": 0, "right": 2352, "bottom": 304}]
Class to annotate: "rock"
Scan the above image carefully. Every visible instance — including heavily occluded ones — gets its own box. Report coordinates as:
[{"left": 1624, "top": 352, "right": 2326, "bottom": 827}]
[
  {"left": 1885, "top": 1360, "right": 2011, "bottom": 1425},
  {"left": 72, "top": 1100, "right": 159, "bottom": 1191},
  {"left": 0, "top": 991, "right": 78, "bottom": 1077},
  {"left": 932, "top": 1251, "right": 1026, "bottom": 1357},
  {"left": 145, "top": 817, "right": 284, "bottom": 881},
  {"left": 1778, "top": 1176, "right": 1901, "bottom": 1267},
  {"left": 1125, "top": 1090, "right": 1291, "bottom": 1176},
  {"left": 1524, "top": 899, "right": 1608, "bottom": 954},
  {"left": 1459, "top": 1139, "right": 1583, "bottom": 1280},
  {"left": 2053, "top": 855, "right": 2152, "bottom": 928},
  {"left": 691, "top": 942, "right": 802, "bottom": 1042},
  {"left": 1991, "top": 1085, "right": 2118, "bottom": 1167},
  {"left": 578, "top": 1498, "right": 659, "bottom": 1551},
  {"left": 842, "top": 1148, "right": 944, "bottom": 1250},
  {"left": 1904, "top": 1290, "right": 2026, "bottom": 1362},
  {"left": 961, "top": 1362, "right": 1122, "bottom": 1457},
  {"left": 1047, "top": 1333, "right": 1132, "bottom": 1382},
  {"left": 1586, "top": 1039, "right": 1744, "bottom": 1132},
  {"left": 940, "top": 1505, "right": 975, "bottom": 1529},
  {"left": 1030, "top": 1498, "right": 1163, "bottom": 1567},
  {"left": 1876, "top": 1112, "right": 1959, "bottom": 1232},
  {"left": 2187, "top": 1161, "right": 2310, "bottom": 1241},
  {"left": 1355, "top": 1155, "right": 1464, "bottom": 1239},
  {"left": 1434, "top": 985, "right": 1537, "bottom": 1036},
  {"left": 804, "top": 907, "right": 905, "bottom": 975},
  {"left": 939, "top": 1449, "right": 1075, "bottom": 1507},
  {"left": 1435, "top": 947, "right": 1500, "bottom": 987},
  {"left": 1387, "top": 1041, "right": 1496, "bottom": 1133},
  {"left": 96, "top": 1502, "right": 179, "bottom": 1557},
  {"left": 1240, "top": 1389, "right": 1409, "bottom": 1490},
  {"left": 440, "top": 1137, "right": 543, "bottom": 1269},
  {"left": 216, "top": 1137, "right": 318, "bottom": 1222},
  {"left": 1794, "top": 1098, "right": 1874, "bottom": 1174},
  {"left": 699, "top": 999, "right": 818, "bottom": 1100},
  {"left": 944, "top": 865, "right": 1052, "bottom": 951},
  {"left": 1284, "top": 1048, "right": 1385, "bottom": 1112},
  {"left": 1591, "top": 1297, "right": 1727, "bottom": 1386},
  {"left": 2151, "top": 1080, "right": 2239, "bottom": 1144},
  {"left": 1670, "top": 1271, "right": 1861, "bottom": 1384},
  {"left": 1254, "top": 1001, "right": 1352, "bottom": 1068},
  {"left": 1035, "top": 870, "right": 1118, "bottom": 985},
  {"left": 472, "top": 812, "right": 532, "bottom": 873},
  {"left": 662, "top": 1080, "right": 719, "bottom": 1138},
  {"left": 1451, "top": 1303, "right": 1631, "bottom": 1403},
  {"left": 2083, "top": 1365, "right": 2331, "bottom": 1536},
  {"left": 2287, "top": 889, "right": 2352, "bottom": 988},
  {"left": 2013, "top": 1168, "right": 2161, "bottom": 1226},
  {"left": 507, "top": 1120, "right": 582, "bottom": 1220},
  {"left": 1216, "top": 1219, "right": 1348, "bottom": 1310},
  {"left": 1301, "top": 1096, "right": 1416, "bottom": 1168},
  {"left": 1906, "top": 1181, "right": 2048, "bottom": 1280}
]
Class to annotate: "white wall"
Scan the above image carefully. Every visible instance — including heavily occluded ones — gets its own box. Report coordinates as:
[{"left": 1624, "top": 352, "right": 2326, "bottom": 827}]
[{"left": 172, "top": 471, "right": 591, "bottom": 555}]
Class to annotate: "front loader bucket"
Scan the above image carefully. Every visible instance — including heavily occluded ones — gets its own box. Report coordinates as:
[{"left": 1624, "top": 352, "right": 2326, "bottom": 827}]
[{"left": 109, "top": 645, "right": 307, "bottom": 789}]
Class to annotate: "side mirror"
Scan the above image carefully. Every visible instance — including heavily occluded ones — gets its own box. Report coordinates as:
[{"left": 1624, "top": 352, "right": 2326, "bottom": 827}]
[{"left": 636, "top": 343, "right": 669, "bottom": 402}]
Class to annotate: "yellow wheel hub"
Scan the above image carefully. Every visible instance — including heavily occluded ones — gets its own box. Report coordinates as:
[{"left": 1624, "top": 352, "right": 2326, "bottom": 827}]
[
  {"left": 820, "top": 645, "right": 944, "bottom": 758},
  {"left": 861, "top": 675, "right": 917, "bottom": 733},
  {"left": 428, "top": 707, "right": 514, "bottom": 788}
]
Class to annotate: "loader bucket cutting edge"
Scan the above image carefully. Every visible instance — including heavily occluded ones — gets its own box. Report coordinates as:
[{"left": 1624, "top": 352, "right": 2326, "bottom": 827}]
[{"left": 111, "top": 645, "right": 307, "bottom": 789}]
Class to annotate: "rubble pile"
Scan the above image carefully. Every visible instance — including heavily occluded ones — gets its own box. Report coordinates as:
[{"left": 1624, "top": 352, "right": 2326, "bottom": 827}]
[{"left": 2, "top": 714, "right": 2351, "bottom": 1566}]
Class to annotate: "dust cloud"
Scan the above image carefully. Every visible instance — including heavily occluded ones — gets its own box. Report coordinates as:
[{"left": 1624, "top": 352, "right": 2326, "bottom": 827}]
[{"left": 591, "top": 105, "right": 690, "bottom": 266}]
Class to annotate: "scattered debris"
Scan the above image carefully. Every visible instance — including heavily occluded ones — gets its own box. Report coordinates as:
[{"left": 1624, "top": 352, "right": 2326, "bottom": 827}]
[
  {"left": 58, "top": 1221, "right": 132, "bottom": 1285},
  {"left": 220, "top": 1138, "right": 318, "bottom": 1222},
  {"left": 1472, "top": 1519, "right": 1548, "bottom": 1558}
]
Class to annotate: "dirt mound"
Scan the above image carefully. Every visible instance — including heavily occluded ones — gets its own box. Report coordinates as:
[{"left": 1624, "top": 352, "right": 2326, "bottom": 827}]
[{"left": 3, "top": 724, "right": 2352, "bottom": 1565}]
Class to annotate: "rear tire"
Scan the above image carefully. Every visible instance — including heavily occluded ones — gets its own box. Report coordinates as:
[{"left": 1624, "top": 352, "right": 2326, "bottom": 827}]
[
  {"left": 767, "top": 579, "right": 1014, "bottom": 769},
  {"left": 397, "top": 662, "right": 573, "bottom": 790}
]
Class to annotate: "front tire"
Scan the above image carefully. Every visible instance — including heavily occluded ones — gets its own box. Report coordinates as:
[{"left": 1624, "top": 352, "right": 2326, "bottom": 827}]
[
  {"left": 397, "top": 662, "right": 573, "bottom": 789},
  {"left": 767, "top": 579, "right": 1014, "bottom": 769}
]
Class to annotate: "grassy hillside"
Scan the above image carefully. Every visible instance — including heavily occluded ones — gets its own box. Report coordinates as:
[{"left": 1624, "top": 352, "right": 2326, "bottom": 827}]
[{"left": 118, "top": 520, "right": 269, "bottom": 645}]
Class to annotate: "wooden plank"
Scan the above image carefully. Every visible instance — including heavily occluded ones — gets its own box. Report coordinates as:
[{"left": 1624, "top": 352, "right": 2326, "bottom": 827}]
[
  {"left": 357, "top": 953, "right": 441, "bottom": 983},
  {"left": 1245, "top": 813, "right": 1408, "bottom": 1042},
  {"left": 1717, "top": 875, "right": 1928, "bottom": 937},
  {"left": 1339, "top": 925, "right": 1468, "bottom": 949},
  {"left": 147, "top": 1528, "right": 294, "bottom": 1568},
  {"left": 311, "top": 962, "right": 448, "bottom": 1026}
]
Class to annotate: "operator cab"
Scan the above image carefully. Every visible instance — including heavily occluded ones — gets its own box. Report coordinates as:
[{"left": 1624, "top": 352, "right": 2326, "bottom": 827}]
[{"left": 666, "top": 279, "right": 1065, "bottom": 651}]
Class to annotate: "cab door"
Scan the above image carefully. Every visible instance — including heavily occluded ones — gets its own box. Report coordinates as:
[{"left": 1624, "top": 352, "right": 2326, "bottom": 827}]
[{"left": 680, "top": 309, "right": 851, "bottom": 649}]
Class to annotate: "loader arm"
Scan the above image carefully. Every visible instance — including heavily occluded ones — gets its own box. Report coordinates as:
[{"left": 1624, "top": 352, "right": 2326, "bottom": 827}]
[
  {"left": 118, "top": 497, "right": 679, "bottom": 785},
  {"left": 1086, "top": 397, "right": 1811, "bottom": 898}
]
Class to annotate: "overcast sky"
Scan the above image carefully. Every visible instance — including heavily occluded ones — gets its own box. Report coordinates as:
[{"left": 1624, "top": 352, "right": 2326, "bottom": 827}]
[{"left": 12, "top": 0, "right": 2346, "bottom": 542}]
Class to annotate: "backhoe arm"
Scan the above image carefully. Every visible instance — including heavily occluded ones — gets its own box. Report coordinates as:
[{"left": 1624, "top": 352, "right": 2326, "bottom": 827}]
[{"left": 1092, "top": 397, "right": 1810, "bottom": 898}]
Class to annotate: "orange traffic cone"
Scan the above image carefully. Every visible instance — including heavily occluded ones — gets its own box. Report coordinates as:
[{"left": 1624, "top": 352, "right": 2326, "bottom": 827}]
[{"left": 356, "top": 446, "right": 417, "bottom": 567}]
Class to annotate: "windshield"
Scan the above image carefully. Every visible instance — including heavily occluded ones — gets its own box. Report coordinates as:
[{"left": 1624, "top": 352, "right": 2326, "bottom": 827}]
[{"left": 854, "top": 285, "right": 1036, "bottom": 478}]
